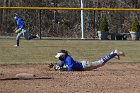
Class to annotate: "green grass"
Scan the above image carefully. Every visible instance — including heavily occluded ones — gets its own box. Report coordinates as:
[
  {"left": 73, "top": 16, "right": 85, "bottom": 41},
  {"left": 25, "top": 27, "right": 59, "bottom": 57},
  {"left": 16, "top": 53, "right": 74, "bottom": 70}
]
[{"left": 0, "top": 39, "right": 140, "bottom": 65}]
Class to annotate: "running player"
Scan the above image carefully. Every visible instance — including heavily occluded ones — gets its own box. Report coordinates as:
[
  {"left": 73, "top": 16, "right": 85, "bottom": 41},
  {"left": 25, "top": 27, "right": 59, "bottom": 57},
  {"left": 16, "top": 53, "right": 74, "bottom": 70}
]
[{"left": 14, "top": 14, "right": 40, "bottom": 46}]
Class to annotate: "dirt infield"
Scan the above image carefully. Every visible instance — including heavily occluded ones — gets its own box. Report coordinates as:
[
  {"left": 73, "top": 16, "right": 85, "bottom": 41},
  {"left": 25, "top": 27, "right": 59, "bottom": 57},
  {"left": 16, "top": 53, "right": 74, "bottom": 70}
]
[{"left": 0, "top": 63, "right": 140, "bottom": 93}]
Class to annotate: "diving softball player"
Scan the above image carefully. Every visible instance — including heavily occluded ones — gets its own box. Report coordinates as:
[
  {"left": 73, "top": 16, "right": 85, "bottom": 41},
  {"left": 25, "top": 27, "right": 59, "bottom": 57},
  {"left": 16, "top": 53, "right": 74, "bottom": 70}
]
[{"left": 49, "top": 49, "right": 125, "bottom": 71}]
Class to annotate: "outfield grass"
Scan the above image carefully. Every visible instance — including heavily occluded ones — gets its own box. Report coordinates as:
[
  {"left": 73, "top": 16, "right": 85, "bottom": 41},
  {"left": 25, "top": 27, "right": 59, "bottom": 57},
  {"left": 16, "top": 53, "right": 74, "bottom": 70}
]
[{"left": 0, "top": 39, "right": 140, "bottom": 65}]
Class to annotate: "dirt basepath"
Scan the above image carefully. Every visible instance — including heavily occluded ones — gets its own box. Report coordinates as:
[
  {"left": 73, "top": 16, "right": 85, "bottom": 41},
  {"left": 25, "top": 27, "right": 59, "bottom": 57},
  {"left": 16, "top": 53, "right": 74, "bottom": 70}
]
[{"left": 0, "top": 63, "right": 140, "bottom": 93}]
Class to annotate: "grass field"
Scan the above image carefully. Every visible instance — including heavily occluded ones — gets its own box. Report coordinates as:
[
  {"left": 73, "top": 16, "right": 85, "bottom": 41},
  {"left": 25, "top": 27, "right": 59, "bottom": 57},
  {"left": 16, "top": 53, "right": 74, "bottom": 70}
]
[
  {"left": 0, "top": 39, "right": 140, "bottom": 93},
  {"left": 0, "top": 39, "right": 140, "bottom": 65}
]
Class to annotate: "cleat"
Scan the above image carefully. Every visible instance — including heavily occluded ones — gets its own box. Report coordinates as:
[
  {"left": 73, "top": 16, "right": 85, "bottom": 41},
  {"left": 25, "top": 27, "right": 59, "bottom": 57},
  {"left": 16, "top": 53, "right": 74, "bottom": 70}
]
[
  {"left": 114, "top": 49, "right": 119, "bottom": 54},
  {"left": 114, "top": 49, "right": 125, "bottom": 60},
  {"left": 36, "top": 34, "right": 40, "bottom": 39},
  {"left": 115, "top": 55, "right": 120, "bottom": 60},
  {"left": 118, "top": 51, "right": 125, "bottom": 56},
  {"left": 14, "top": 45, "right": 19, "bottom": 47}
]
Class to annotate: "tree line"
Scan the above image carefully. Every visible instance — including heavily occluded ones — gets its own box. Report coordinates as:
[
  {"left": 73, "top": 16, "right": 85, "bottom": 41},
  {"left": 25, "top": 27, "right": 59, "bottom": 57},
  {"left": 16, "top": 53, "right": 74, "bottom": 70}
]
[{"left": 0, "top": 0, "right": 140, "bottom": 38}]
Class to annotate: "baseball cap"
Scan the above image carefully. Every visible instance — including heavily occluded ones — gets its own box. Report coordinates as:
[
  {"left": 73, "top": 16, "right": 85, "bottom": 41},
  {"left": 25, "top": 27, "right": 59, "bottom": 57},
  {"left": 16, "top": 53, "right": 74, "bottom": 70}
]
[{"left": 55, "top": 52, "right": 65, "bottom": 58}]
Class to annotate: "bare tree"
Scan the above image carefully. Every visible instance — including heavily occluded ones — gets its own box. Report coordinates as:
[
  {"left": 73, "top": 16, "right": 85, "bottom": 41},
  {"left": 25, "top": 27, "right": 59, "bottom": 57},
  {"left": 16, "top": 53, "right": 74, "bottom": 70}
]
[{"left": 0, "top": 0, "right": 140, "bottom": 38}]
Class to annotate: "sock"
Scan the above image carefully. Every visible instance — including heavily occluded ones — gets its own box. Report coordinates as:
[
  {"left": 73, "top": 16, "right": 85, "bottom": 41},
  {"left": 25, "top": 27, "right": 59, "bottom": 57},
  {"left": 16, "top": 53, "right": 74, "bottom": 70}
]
[
  {"left": 29, "top": 35, "right": 37, "bottom": 40},
  {"left": 100, "top": 52, "right": 117, "bottom": 64},
  {"left": 16, "top": 40, "right": 19, "bottom": 46}
]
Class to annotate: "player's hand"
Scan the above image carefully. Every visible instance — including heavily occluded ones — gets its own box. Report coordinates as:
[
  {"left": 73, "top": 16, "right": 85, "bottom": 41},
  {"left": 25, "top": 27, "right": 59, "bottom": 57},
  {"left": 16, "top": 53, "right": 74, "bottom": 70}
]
[
  {"left": 54, "top": 65, "right": 60, "bottom": 70},
  {"left": 15, "top": 28, "right": 22, "bottom": 33},
  {"left": 14, "top": 28, "right": 17, "bottom": 32}
]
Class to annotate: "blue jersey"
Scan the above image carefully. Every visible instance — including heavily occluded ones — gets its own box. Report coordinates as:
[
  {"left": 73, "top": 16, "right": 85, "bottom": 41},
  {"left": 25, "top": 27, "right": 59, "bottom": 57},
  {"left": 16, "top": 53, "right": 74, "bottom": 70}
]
[
  {"left": 58, "top": 55, "right": 84, "bottom": 71},
  {"left": 15, "top": 17, "right": 25, "bottom": 29}
]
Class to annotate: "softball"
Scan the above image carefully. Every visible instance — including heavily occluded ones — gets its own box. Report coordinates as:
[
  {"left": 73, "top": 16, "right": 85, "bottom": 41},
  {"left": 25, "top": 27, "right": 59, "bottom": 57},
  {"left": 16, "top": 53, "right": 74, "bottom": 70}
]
[{"left": 63, "top": 65, "right": 67, "bottom": 68}]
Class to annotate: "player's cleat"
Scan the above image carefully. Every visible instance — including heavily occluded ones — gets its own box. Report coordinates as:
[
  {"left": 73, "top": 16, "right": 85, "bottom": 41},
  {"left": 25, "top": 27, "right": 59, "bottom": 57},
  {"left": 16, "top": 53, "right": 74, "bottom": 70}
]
[
  {"left": 36, "top": 34, "right": 40, "bottom": 39},
  {"left": 114, "top": 49, "right": 125, "bottom": 56},
  {"left": 114, "top": 49, "right": 125, "bottom": 60},
  {"left": 14, "top": 45, "right": 19, "bottom": 47}
]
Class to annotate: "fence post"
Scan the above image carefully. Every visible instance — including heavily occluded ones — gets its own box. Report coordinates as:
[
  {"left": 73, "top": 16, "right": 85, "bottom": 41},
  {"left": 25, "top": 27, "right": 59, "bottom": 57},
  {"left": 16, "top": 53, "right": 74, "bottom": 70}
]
[{"left": 39, "top": 10, "right": 42, "bottom": 39}]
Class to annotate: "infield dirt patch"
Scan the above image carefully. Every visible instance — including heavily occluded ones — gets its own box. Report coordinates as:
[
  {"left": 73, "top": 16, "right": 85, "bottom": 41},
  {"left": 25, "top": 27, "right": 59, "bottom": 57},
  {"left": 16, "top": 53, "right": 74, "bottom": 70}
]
[{"left": 0, "top": 63, "right": 140, "bottom": 93}]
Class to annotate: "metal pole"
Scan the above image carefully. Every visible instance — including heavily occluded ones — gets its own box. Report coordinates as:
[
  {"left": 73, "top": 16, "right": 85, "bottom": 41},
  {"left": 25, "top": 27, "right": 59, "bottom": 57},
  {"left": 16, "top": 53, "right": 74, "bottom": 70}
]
[
  {"left": 81, "top": 0, "right": 84, "bottom": 39},
  {"left": 93, "top": 10, "right": 96, "bottom": 39},
  {"left": 39, "top": 10, "right": 42, "bottom": 39}
]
